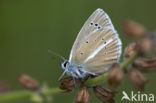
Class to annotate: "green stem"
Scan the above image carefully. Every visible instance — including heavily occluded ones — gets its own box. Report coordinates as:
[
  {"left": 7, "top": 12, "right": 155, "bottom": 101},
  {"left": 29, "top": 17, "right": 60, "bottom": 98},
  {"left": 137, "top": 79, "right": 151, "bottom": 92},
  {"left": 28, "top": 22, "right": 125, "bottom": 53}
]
[
  {"left": 0, "top": 88, "right": 63, "bottom": 103},
  {"left": 121, "top": 53, "right": 138, "bottom": 69},
  {"left": 0, "top": 90, "right": 32, "bottom": 102},
  {"left": 0, "top": 53, "right": 138, "bottom": 103},
  {"left": 83, "top": 73, "right": 108, "bottom": 86},
  {"left": 43, "top": 87, "right": 63, "bottom": 96}
]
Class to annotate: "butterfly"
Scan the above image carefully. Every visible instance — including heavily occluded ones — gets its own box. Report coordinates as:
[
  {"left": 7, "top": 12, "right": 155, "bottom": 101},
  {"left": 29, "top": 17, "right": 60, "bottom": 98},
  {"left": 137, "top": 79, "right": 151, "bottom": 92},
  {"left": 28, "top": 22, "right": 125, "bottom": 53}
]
[{"left": 59, "top": 8, "right": 122, "bottom": 79}]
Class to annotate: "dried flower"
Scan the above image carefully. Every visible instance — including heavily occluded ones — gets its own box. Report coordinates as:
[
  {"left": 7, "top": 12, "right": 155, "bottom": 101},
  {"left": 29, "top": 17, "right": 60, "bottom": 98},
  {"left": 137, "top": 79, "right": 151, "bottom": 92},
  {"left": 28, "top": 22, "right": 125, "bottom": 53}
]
[
  {"left": 93, "top": 86, "right": 116, "bottom": 103},
  {"left": 108, "top": 63, "right": 123, "bottom": 88},
  {"left": 137, "top": 37, "right": 152, "bottom": 55},
  {"left": 59, "top": 76, "right": 80, "bottom": 92},
  {"left": 133, "top": 57, "right": 156, "bottom": 72},
  {"left": 124, "top": 42, "right": 137, "bottom": 58},
  {"left": 128, "top": 69, "right": 148, "bottom": 91},
  {"left": 18, "top": 74, "right": 39, "bottom": 90},
  {"left": 75, "top": 87, "right": 90, "bottom": 103},
  {"left": 123, "top": 20, "right": 146, "bottom": 37}
]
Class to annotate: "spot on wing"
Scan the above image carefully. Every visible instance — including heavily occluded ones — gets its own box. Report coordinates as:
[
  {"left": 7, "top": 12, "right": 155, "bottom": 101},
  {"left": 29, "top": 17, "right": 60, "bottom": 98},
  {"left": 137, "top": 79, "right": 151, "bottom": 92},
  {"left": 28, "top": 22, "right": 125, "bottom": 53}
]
[
  {"left": 80, "top": 52, "right": 84, "bottom": 55},
  {"left": 104, "top": 52, "right": 107, "bottom": 55},
  {"left": 90, "top": 22, "right": 94, "bottom": 25},
  {"left": 90, "top": 22, "right": 102, "bottom": 30},
  {"left": 98, "top": 26, "right": 101, "bottom": 29},
  {"left": 95, "top": 23, "right": 98, "bottom": 26}
]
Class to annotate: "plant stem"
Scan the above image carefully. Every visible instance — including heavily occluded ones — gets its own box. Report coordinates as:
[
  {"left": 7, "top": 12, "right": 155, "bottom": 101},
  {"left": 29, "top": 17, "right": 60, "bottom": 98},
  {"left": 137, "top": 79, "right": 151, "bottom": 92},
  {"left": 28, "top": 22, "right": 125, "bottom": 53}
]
[
  {"left": 43, "top": 87, "right": 63, "bottom": 96},
  {"left": 83, "top": 73, "right": 108, "bottom": 86},
  {"left": 121, "top": 53, "right": 138, "bottom": 69},
  {"left": 0, "top": 90, "right": 32, "bottom": 102},
  {"left": 0, "top": 53, "right": 138, "bottom": 103},
  {"left": 0, "top": 88, "right": 63, "bottom": 103}
]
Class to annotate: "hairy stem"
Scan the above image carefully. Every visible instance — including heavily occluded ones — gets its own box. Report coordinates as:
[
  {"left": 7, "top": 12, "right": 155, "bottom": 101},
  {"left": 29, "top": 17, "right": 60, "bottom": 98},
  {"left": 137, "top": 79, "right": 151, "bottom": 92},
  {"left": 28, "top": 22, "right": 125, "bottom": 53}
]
[{"left": 0, "top": 53, "right": 138, "bottom": 102}]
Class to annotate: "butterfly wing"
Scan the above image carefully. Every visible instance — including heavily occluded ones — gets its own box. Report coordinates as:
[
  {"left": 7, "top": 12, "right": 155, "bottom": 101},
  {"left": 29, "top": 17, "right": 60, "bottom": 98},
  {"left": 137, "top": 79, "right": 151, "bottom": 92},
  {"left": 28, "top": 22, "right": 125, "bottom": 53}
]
[
  {"left": 69, "top": 8, "right": 115, "bottom": 62},
  {"left": 69, "top": 8, "right": 122, "bottom": 74}
]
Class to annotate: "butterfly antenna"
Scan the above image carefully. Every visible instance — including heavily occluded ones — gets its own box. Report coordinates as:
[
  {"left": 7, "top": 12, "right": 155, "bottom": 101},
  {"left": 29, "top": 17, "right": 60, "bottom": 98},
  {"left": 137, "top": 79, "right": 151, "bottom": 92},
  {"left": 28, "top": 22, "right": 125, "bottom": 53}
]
[
  {"left": 58, "top": 71, "right": 66, "bottom": 81},
  {"left": 46, "top": 48, "right": 66, "bottom": 61}
]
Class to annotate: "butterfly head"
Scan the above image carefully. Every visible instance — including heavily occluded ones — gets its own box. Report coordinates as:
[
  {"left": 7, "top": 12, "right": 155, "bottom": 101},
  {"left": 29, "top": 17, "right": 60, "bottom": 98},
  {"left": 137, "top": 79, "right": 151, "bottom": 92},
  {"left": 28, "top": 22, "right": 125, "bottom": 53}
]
[{"left": 60, "top": 60, "right": 89, "bottom": 78}]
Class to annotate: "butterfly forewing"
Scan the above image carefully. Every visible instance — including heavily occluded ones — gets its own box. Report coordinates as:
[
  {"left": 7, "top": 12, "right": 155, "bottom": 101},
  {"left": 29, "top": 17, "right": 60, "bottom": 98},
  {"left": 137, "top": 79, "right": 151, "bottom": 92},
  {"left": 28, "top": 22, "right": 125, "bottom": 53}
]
[
  {"left": 69, "top": 8, "right": 115, "bottom": 62},
  {"left": 69, "top": 8, "right": 122, "bottom": 74}
]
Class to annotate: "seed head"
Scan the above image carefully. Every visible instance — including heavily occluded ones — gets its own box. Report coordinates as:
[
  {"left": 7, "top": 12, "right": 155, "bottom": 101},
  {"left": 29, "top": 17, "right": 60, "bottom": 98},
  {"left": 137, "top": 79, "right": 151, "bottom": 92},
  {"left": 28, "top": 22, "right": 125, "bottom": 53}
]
[
  {"left": 75, "top": 87, "right": 90, "bottom": 103},
  {"left": 18, "top": 74, "right": 39, "bottom": 90},
  {"left": 128, "top": 69, "right": 148, "bottom": 91},
  {"left": 148, "top": 33, "right": 156, "bottom": 54},
  {"left": 137, "top": 37, "right": 152, "bottom": 55},
  {"left": 123, "top": 20, "right": 146, "bottom": 37},
  {"left": 93, "top": 85, "right": 116, "bottom": 103},
  {"left": 133, "top": 56, "right": 156, "bottom": 72},
  {"left": 59, "top": 76, "right": 80, "bottom": 92},
  {"left": 108, "top": 63, "right": 123, "bottom": 88},
  {"left": 124, "top": 42, "right": 137, "bottom": 58},
  {"left": 0, "top": 82, "right": 10, "bottom": 93}
]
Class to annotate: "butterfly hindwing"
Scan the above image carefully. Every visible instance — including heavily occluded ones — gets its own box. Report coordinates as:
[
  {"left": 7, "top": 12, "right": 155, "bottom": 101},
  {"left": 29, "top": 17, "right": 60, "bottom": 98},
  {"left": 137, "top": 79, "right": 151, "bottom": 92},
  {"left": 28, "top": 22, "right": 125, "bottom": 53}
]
[{"left": 74, "top": 28, "right": 121, "bottom": 73}]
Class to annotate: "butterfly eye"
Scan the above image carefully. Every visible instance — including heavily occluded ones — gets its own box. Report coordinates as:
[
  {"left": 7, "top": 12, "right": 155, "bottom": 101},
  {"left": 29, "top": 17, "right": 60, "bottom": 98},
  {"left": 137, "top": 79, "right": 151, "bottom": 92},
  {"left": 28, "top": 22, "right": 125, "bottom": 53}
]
[
  {"left": 102, "top": 38, "right": 104, "bottom": 40},
  {"left": 63, "top": 61, "right": 68, "bottom": 67}
]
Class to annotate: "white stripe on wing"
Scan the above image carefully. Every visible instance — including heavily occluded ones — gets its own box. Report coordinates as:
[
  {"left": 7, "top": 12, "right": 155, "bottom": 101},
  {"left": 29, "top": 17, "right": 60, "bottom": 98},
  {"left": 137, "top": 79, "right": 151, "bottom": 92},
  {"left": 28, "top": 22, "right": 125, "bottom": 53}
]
[{"left": 84, "top": 38, "right": 113, "bottom": 63}]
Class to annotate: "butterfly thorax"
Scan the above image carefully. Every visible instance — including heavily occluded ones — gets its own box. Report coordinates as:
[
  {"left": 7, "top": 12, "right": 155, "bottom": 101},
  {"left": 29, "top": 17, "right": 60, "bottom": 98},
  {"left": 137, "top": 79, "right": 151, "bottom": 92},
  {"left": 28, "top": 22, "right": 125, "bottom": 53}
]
[{"left": 61, "top": 60, "right": 89, "bottom": 78}]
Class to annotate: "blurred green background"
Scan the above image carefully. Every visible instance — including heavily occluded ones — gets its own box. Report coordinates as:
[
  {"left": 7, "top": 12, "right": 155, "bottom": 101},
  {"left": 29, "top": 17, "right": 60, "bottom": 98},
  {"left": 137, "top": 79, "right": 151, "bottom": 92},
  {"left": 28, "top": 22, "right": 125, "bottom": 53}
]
[{"left": 0, "top": 0, "right": 156, "bottom": 103}]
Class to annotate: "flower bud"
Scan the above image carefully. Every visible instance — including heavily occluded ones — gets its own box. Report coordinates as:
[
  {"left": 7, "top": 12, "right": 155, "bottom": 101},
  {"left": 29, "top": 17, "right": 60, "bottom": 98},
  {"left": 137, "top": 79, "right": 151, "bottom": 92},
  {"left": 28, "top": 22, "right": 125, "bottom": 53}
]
[
  {"left": 124, "top": 42, "right": 137, "bottom": 58},
  {"left": 133, "top": 57, "right": 156, "bottom": 72},
  {"left": 93, "top": 86, "right": 116, "bottom": 103},
  {"left": 108, "top": 63, "right": 123, "bottom": 88},
  {"left": 128, "top": 69, "right": 148, "bottom": 91},
  {"left": 123, "top": 20, "right": 146, "bottom": 37},
  {"left": 75, "top": 87, "right": 90, "bottom": 103},
  {"left": 18, "top": 74, "right": 39, "bottom": 90},
  {"left": 59, "top": 76, "right": 80, "bottom": 92}
]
